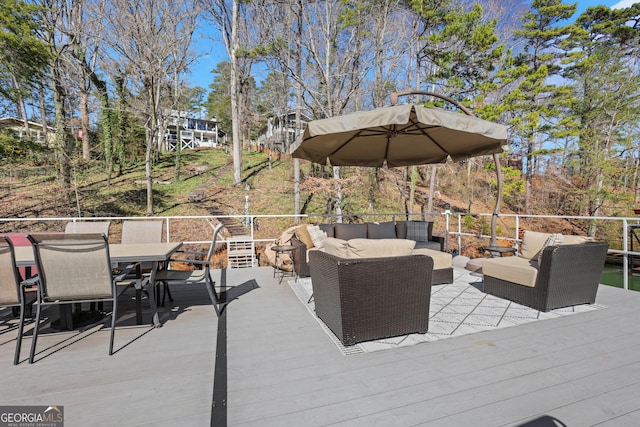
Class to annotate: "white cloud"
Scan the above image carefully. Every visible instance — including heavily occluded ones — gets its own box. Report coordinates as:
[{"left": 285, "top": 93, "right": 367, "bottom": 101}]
[{"left": 611, "top": 0, "right": 637, "bottom": 9}]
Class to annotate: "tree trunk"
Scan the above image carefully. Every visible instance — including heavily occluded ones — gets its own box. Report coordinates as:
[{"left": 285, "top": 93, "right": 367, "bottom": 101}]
[
  {"left": 230, "top": 0, "right": 242, "bottom": 186},
  {"left": 427, "top": 165, "right": 437, "bottom": 215},
  {"left": 145, "top": 125, "right": 154, "bottom": 216},
  {"left": 52, "top": 66, "right": 72, "bottom": 191},
  {"left": 334, "top": 166, "right": 343, "bottom": 222},
  {"left": 409, "top": 166, "right": 416, "bottom": 217},
  {"left": 80, "top": 90, "right": 91, "bottom": 160}
]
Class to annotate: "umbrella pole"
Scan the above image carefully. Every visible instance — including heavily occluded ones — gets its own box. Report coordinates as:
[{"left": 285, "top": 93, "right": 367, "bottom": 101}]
[
  {"left": 491, "top": 152, "right": 502, "bottom": 247},
  {"left": 391, "top": 91, "right": 503, "bottom": 246}
]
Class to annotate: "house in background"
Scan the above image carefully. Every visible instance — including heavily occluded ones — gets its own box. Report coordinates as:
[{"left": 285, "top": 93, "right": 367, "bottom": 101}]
[
  {"left": 257, "top": 112, "right": 309, "bottom": 154},
  {"left": 162, "top": 110, "right": 226, "bottom": 152},
  {"left": 0, "top": 117, "right": 55, "bottom": 146}
]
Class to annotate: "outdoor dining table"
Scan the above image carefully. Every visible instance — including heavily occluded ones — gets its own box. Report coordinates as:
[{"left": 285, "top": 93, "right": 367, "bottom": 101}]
[{"left": 13, "top": 241, "right": 183, "bottom": 328}]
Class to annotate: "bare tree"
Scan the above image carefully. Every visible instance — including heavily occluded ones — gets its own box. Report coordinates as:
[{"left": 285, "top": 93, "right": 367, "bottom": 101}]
[
  {"left": 203, "top": 0, "right": 245, "bottom": 186},
  {"left": 35, "top": 0, "right": 79, "bottom": 191},
  {"left": 255, "top": 0, "right": 385, "bottom": 219},
  {"left": 101, "top": 0, "right": 201, "bottom": 214}
]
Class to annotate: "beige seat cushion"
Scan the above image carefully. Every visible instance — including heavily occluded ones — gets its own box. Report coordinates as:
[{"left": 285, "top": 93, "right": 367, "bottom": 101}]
[
  {"left": 323, "top": 238, "right": 349, "bottom": 258},
  {"left": 483, "top": 256, "right": 538, "bottom": 288},
  {"left": 322, "top": 237, "right": 417, "bottom": 259},
  {"left": 411, "top": 248, "right": 452, "bottom": 270},
  {"left": 465, "top": 258, "right": 484, "bottom": 273},
  {"left": 346, "top": 238, "right": 415, "bottom": 258}
]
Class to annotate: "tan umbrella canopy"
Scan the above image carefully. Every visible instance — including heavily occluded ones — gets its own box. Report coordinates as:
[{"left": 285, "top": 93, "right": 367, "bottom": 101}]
[
  {"left": 289, "top": 91, "right": 509, "bottom": 247},
  {"left": 290, "top": 103, "right": 506, "bottom": 167}
]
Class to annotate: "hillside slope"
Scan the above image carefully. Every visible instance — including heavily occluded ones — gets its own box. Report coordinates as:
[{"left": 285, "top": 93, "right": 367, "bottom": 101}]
[{"left": 0, "top": 148, "right": 629, "bottom": 256}]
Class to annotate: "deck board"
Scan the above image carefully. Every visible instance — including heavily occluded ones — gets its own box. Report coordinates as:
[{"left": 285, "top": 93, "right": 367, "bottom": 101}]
[{"left": 2, "top": 266, "right": 640, "bottom": 426}]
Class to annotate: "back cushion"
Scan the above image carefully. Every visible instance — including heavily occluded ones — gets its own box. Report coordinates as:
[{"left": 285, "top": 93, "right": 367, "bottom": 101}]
[
  {"left": 346, "top": 238, "right": 415, "bottom": 258},
  {"left": 395, "top": 221, "right": 408, "bottom": 239},
  {"left": 319, "top": 224, "right": 335, "bottom": 238},
  {"left": 563, "top": 235, "right": 589, "bottom": 245},
  {"left": 323, "top": 238, "right": 349, "bottom": 258},
  {"left": 367, "top": 222, "right": 397, "bottom": 239},
  {"left": 334, "top": 223, "right": 368, "bottom": 240},
  {"left": 520, "top": 230, "right": 590, "bottom": 260},
  {"left": 295, "top": 225, "right": 314, "bottom": 248},
  {"left": 519, "top": 230, "right": 552, "bottom": 260},
  {"left": 406, "top": 221, "right": 433, "bottom": 242}
]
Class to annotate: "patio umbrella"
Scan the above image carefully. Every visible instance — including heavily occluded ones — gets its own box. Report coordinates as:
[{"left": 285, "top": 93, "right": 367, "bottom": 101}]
[
  {"left": 290, "top": 103, "right": 506, "bottom": 167},
  {"left": 289, "top": 92, "right": 509, "bottom": 246}
]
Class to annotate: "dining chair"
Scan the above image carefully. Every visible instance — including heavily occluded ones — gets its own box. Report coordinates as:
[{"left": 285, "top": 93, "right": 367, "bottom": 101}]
[
  {"left": 17, "top": 233, "right": 132, "bottom": 363},
  {"left": 119, "top": 220, "right": 171, "bottom": 306},
  {"left": 64, "top": 221, "right": 111, "bottom": 238},
  {"left": 121, "top": 220, "right": 164, "bottom": 244},
  {"left": 154, "top": 223, "right": 224, "bottom": 315},
  {"left": 0, "top": 236, "right": 36, "bottom": 365}
]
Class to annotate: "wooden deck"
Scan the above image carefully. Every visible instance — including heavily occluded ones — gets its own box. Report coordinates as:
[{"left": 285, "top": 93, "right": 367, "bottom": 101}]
[{"left": 2, "top": 266, "right": 640, "bottom": 426}]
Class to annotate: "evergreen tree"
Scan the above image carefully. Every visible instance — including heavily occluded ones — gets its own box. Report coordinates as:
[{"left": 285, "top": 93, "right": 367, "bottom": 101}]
[
  {"left": 561, "top": 5, "right": 640, "bottom": 233},
  {"left": 501, "top": 0, "right": 576, "bottom": 214}
]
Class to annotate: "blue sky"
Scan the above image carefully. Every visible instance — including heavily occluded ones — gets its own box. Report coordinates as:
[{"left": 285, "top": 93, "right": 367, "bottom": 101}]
[{"left": 186, "top": 0, "right": 637, "bottom": 89}]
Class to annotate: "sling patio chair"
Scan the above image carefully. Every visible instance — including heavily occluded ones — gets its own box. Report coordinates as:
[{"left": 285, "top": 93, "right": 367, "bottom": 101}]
[
  {"left": 119, "top": 220, "right": 172, "bottom": 308},
  {"left": 0, "top": 236, "right": 36, "bottom": 365},
  {"left": 64, "top": 221, "right": 111, "bottom": 237},
  {"left": 17, "top": 233, "right": 134, "bottom": 364},
  {"left": 154, "top": 223, "right": 224, "bottom": 315}
]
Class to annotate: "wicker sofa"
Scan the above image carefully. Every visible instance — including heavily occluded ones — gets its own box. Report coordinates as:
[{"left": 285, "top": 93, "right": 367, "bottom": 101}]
[
  {"left": 308, "top": 238, "right": 433, "bottom": 346},
  {"left": 482, "top": 230, "right": 609, "bottom": 312},
  {"left": 291, "top": 221, "right": 452, "bottom": 284}
]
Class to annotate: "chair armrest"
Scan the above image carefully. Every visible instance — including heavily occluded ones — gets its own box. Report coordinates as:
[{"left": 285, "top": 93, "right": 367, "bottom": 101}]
[
  {"left": 113, "top": 263, "right": 139, "bottom": 282},
  {"left": 537, "top": 242, "right": 608, "bottom": 290},
  {"left": 430, "top": 235, "right": 445, "bottom": 251},
  {"left": 169, "top": 258, "right": 208, "bottom": 266},
  {"left": 173, "top": 249, "right": 208, "bottom": 257},
  {"left": 21, "top": 275, "right": 40, "bottom": 289},
  {"left": 290, "top": 237, "right": 310, "bottom": 277}
]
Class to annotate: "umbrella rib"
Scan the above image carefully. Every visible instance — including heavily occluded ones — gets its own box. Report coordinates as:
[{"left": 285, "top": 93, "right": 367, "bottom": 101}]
[
  {"left": 328, "top": 131, "right": 363, "bottom": 158},
  {"left": 408, "top": 117, "right": 448, "bottom": 154}
]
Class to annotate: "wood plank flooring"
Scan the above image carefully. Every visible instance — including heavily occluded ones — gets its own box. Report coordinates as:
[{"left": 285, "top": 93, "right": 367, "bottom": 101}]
[{"left": 2, "top": 266, "right": 640, "bottom": 426}]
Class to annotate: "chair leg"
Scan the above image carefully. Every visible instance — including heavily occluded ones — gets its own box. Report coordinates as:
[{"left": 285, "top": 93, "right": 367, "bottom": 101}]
[
  {"left": 156, "top": 282, "right": 163, "bottom": 307},
  {"left": 156, "top": 281, "right": 173, "bottom": 307},
  {"left": 164, "top": 282, "right": 173, "bottom": 303},
  {"left": 109, "top": 297, "right": 117, "bottom": 356},
  {"left": 29, "top": 301, "right": 43, "bottom": 364},
  {"left": 14, "top": 303, "right": 26, "bottom": 365}
]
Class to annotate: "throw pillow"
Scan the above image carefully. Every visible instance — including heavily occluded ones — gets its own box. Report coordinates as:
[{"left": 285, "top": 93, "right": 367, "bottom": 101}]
[
  {"left": 367, "top": 221, "right": 397, "bottom": 239},
  {"left": 537, "top": 233, "right": 564, "bottom": 264},
  {"left": 307, "top": 225, "right": 328, "bottom": 249},
  {"left": 295, "top": 225, "right": 314, "bottom": 249},
  {"left": 406, "top": 221, "right": 433, "bottom": 242}
]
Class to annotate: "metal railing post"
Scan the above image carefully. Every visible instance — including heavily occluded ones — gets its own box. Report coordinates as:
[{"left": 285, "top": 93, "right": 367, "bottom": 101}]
[{"left": 623, "top": 219, "right": 629, "bottom": 290}]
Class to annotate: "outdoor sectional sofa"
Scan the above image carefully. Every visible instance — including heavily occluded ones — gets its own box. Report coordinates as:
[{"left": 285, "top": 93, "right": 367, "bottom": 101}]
[
  {"left": 291, "top": 220, "right": 453, "bottom": 285},
  {"left": 308, "top": 238, "right": 433, "bottom": 346},
  {"left": 482, "top": 230, "right": 609, "bottom": 312}
]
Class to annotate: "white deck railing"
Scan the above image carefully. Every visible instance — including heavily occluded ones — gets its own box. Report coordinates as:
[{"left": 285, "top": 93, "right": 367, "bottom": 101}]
[{"left": 2, "top": 212, "right": 639, "bottom": 289}]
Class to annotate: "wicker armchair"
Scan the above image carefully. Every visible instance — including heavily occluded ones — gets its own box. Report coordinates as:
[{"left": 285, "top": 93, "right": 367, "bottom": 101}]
[
  {"left": 308, "top": 250, "right": 433, "bottom": 346},
  {"left": 483, "top": 242, "right": 609, "bottom": 312}
]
